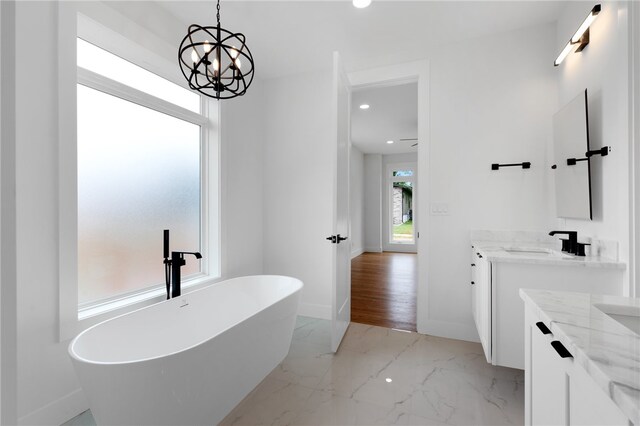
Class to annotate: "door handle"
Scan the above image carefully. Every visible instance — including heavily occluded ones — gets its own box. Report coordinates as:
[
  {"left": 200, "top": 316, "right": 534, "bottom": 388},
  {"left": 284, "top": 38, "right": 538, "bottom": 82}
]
[
  {"left": 550, "top": 341, "right": 573, "bottom": 358},
  {"left": 326, "top": 235, "right": 337, "bottom": 243},
  {"left": 536, "top": 322, "right": 551, "bottom": 335},
  {"left": 336, "top": 234, "right": 348, "bottom": 244}
]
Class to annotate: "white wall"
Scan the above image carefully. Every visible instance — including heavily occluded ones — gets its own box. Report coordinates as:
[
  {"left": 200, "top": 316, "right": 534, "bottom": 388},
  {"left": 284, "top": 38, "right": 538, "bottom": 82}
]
[
  {"left": 13, "top": 2, "right": 265, "bottom": 424},
  {"left": 363, "top": 154, "right": 383, "bottom": 252},
  {"left": 555, "top": 2, "right": 632, "bottom": 295},
  {"left": 262, "top": 69, "right": 334, "bottom": 319},
  {"left": 349, "top": 146, "right": 364, "bottom": 258},
  {"left": 221, "top": 84, "right": 265, "bottom": 278},
  {"left": 423, "top": 23, "right": 557, "bottom": 340},
  {"left": 381, "top": 153, "right": 417, "bottom": 253},
  {"left": 14, "top": 4, "right": 82, "bottom": 423}
]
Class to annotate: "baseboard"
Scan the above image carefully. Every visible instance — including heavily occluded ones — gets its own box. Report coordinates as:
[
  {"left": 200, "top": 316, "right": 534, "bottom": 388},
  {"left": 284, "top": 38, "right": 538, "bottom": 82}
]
[
  {"left": 350, "top": 248, "right": 364, "bottom": 259},
  {"left": 18, "top": 388, "right": 88, "bottom": 426},
  {"left": 364, "top": 246, "right": 382, "bottom": 253},
  {"left": 298, "top": 302, "right": 331, "bottom": 320},
  {"left": 418, "top": 319, "right": 480, "bottom": 343}
]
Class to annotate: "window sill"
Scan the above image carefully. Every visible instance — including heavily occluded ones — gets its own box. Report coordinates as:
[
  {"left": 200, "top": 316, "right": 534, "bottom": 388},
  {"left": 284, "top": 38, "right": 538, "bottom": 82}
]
[{"left": 77, "top": 275, "right": 221, "bottom": 322}]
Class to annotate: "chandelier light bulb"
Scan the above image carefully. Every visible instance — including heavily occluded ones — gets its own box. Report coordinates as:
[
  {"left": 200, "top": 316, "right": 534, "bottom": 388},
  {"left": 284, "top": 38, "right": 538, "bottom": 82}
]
[
  {"left": 203, "top": 40, "right": 212, "bottom": 53},
  {"left": 230, "top": 46, "right": 239, "bottom": 59},
  {"left": 191, "top": 49, "right": 199, "bottom": 63},
  {"left": 212, "top": 58, "right": 220, "bottom": 71},
  {"left": 353, "top": 0, "right": 372, "bottom": 9}
]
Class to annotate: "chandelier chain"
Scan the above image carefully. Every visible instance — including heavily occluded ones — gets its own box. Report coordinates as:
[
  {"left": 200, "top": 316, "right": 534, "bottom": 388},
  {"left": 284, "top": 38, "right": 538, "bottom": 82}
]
[{"left": 216, "top": 0, "right": 221, "bottom": 26}]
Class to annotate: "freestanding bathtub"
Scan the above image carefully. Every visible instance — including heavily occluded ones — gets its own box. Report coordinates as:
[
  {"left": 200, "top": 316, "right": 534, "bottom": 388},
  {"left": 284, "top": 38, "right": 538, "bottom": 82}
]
[{"left": 69, "top": 275, "right": 303, "bottom": 425}]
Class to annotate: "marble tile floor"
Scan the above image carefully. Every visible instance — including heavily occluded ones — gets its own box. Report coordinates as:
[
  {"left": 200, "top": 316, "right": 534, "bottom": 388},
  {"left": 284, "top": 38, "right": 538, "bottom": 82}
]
[{"left": 63, "top": 317, "right": 524, "bottom": 426}]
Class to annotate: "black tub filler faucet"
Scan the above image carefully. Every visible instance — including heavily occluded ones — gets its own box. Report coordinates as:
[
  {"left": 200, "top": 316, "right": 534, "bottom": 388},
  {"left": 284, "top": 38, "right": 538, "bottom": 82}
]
[{"left": 163, "top": 230, "right": 202, "bottom": 299}]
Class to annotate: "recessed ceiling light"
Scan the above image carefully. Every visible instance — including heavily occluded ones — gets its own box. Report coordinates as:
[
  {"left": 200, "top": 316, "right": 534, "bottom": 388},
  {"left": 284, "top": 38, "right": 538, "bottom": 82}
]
[
  {"left": 386, "top": 140, "right": 394, "bottom": 144},
  {"left": 385, "top": 378, "right": 393, "bottom": 383},
  {"left": 359, "top": 104, "right": 370, "bottom": 110},
  {"left": 353, "top": 0, "right": 372, "bottom": 9}
]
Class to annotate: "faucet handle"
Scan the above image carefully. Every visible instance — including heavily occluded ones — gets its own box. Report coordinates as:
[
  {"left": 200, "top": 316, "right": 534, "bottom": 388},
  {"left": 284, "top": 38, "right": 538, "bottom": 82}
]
[
  {"left": 575, "top": 242, "right": 591, "bottom": 257},
  {"left": 172, "top": 251, "right": 202, "bottom": 259}
]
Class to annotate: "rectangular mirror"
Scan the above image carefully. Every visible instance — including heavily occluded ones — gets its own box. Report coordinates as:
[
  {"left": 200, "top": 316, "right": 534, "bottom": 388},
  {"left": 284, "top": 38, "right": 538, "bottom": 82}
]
[{"left": 552, "top": 89, "right": 592, "bottom": 220}]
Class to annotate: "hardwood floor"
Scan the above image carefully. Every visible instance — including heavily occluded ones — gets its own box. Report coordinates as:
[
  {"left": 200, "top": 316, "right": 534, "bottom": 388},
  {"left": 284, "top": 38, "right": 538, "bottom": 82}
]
[{"left": 351, "top": 252, "right": 417, "bottom": 332}]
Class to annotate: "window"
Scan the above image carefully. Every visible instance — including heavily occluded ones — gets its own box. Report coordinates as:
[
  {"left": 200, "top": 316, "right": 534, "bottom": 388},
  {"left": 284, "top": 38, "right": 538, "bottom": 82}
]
[
  {"left": 75, "top": 36, "right": 217, "bottom": 311},
  {"left": 392, "top": 170, "right": 414, "bottom": 177}
]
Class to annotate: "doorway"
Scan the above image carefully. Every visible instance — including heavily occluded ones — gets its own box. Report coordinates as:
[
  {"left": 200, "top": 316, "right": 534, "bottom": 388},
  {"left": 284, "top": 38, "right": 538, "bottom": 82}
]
[
  {"left": 349, "top": 81, "right": 419, "bottom": 331},
  {"left": 385, "top": 162, "right": 417, "bottom": 253}
]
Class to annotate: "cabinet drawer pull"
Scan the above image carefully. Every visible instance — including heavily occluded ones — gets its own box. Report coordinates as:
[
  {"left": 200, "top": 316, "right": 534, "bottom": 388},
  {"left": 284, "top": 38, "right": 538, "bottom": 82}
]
[
  {"left": 536, "top": 322, "right": 551, "bottom": 335},
  {"left": 471, "top": 263, "right": 476, "bottom": 267},
  {"left": 471, "top": 281, "right": 475, "bottom": 285},
  {"left": 476, "top": 253, "right": 483, "bottom": 258},
  {"left": 551, "top": 341, "right": 573, "bottom": 358}
]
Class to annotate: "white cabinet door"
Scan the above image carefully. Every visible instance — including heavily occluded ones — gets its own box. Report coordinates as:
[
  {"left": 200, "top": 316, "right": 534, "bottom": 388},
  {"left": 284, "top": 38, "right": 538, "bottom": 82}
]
[
  {"left": 471, "top": 248, "right": 478, "bottom": 329},
  {"left": 569, "top": 362, "right": 629, "bottom": 426},
  {"left": 474, "top": 253, "right": 491, "bottom": 363},
  {"left": 531, "top": 320, "right": 569, "bottom": 426}
]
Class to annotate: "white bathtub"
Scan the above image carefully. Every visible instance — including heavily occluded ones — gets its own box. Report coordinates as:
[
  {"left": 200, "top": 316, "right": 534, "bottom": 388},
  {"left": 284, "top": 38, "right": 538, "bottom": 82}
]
[{"left": 69, "top": 275, "right": 303, "bottom": 425}]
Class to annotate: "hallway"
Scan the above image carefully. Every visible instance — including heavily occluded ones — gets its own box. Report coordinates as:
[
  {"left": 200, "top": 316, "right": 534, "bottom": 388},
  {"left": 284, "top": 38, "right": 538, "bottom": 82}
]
[{"left": 351, "top": 252, "right": 417, "bottom": 331}]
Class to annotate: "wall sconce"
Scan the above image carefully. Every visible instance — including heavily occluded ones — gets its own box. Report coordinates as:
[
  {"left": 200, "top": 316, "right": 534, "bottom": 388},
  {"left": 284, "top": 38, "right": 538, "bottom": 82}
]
[{"left": 554, "top": 4, "right": 601, "bottom": 66}]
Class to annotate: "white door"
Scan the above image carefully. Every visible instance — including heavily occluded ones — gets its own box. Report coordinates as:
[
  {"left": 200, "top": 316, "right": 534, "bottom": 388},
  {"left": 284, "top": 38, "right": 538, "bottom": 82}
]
[{"left": 330, "top": 52, "right": 351, "bottom": 352}]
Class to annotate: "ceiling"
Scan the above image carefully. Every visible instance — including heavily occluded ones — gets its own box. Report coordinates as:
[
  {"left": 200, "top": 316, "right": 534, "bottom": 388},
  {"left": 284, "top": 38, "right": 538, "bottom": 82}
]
[
  {"left": 157, "top": 1, "right": 566, "bottom": 79},
  {"left": 351, "top": 82, "right": 418, "bottom": 155}
]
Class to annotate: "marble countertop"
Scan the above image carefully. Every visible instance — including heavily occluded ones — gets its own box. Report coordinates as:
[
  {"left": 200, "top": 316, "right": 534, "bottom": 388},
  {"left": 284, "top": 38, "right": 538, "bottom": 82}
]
[
  {"left": 520, "top": 289, "right": 640, "bottom": 424},
  {"left": 472, "top": 242, "right": 625, "bottom": 269}
]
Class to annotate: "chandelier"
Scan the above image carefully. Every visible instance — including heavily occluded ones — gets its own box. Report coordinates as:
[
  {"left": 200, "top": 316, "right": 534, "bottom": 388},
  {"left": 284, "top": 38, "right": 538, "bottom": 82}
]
[{"left": 178, "top": 0, "right": 255, "bottom": 100}]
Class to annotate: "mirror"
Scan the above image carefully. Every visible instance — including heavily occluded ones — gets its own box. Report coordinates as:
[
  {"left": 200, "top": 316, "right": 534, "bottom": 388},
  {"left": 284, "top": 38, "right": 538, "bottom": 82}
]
[{"left": 552, "top": 89, "right": 592, "bottom": 220}]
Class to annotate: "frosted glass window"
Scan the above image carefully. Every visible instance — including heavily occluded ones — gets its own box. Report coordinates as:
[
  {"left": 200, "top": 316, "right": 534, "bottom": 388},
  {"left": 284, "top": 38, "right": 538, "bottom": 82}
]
[
  {"left": 77, "top": 84, "right": 201, "bottom": 305},
  {"left": 77, "top": 38, "right": 200, "bottom": 113}
]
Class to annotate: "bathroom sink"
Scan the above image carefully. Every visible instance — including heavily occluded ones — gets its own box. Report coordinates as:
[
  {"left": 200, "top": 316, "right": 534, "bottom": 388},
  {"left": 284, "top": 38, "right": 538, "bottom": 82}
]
[
  {"left": 594, "top": 304, "right": 640, "bottom": 336},
  {"left": 503, "top": 248, "right": 570, "bottom": 258}
]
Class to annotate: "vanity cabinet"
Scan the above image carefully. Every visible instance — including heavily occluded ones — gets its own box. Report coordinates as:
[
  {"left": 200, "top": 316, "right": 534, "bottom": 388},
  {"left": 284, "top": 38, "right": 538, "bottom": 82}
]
[
  {"left": 524, "top": 308, "right": 631, "bottom": 426},
  {"left": 470, "top": 246, "right": 623, "bottom": 370},
  {"left": 471, "top": 251, "right": 491, "bottom": 363}
]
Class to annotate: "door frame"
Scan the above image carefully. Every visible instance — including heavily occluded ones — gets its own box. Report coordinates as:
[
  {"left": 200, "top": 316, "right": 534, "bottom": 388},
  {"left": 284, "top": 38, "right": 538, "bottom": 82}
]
[
  {"left": 630, "top": 0, "right": 640, "bottom": 298},
  {"left": 348, "top": 60, "right": 430, "bottom": 334},
  {"left": 0, "top": 1, "right": 18, "bottom": 423}
]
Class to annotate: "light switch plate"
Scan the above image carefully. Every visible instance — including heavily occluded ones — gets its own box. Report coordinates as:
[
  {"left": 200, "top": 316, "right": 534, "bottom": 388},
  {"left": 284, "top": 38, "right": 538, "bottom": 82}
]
[{"left": 431, "top": 202, "right": 450, "bottom": 216}]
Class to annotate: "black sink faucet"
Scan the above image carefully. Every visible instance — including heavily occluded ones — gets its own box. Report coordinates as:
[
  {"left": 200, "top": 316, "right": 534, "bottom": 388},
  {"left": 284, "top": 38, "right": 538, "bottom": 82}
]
[
  {"left": 549, "top": 230, "right": 578, "bottom": 254},
  {"left": 163, "top": 230, "right": 202, "bottom": 299}
]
